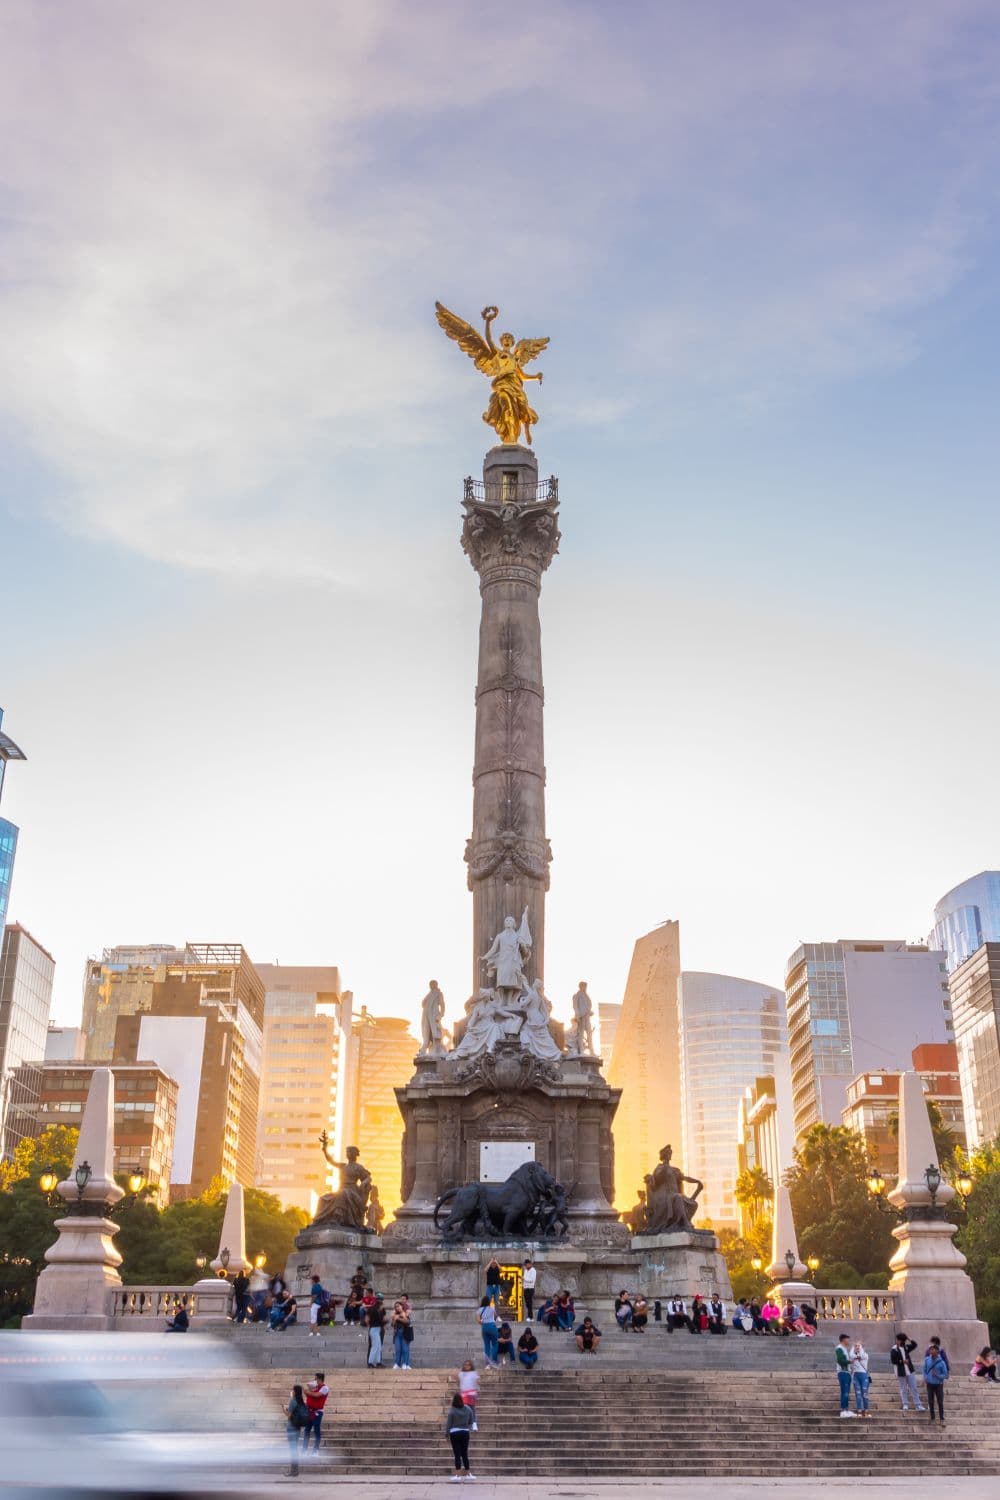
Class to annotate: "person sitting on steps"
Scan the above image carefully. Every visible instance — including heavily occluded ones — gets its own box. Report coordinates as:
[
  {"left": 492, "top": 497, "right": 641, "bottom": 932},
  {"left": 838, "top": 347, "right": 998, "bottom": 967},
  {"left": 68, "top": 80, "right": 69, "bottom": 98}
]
[{"left": 574, "top": 1316, "right": 602, "bottom": 1353}]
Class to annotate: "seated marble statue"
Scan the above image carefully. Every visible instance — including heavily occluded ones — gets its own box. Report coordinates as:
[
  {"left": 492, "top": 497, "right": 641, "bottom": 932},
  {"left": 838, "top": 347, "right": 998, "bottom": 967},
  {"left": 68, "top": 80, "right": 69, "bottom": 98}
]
[
  {"left": 452, "top": 990, "right": 511, "bottom": 1058},
  {"left": 517, "top": 983, "right": 564, "bottom": 1061},
  {"left": 643, "top": 1144, "right": 703, "bottom": 1233}
]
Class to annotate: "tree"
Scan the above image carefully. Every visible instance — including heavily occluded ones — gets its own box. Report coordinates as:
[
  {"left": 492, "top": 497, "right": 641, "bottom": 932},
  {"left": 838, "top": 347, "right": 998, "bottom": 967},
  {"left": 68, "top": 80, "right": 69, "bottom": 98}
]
[
  {"left": 954, "top": 1138, "right": 1000, "bottom": 1344},
  {"left": 784, "top": 1123, "right": 895, "bottom": 1279},
  {"left": 0, "top": 1126, "right": 78, "bottom": 1324},
  {"left": 734, "top": 1167, "right": 774, "bottom": 1226}
]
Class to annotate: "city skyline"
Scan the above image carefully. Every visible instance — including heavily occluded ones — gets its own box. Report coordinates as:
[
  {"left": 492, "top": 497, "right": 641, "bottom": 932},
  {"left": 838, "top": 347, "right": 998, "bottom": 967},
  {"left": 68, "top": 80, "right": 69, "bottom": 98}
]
[{"left": 3, "top": 4, "right": 1000, "bottom": 1034}]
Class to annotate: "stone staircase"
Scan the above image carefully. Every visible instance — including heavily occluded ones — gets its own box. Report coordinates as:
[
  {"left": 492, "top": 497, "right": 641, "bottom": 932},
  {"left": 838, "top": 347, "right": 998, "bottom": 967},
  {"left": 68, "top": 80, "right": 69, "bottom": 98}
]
[
  {"left": 231, "top": 1320, "right": 837, "bottom": 1371},
  {"left": 168, "top": 1337, "right": 1000, "bottom": 1477}
]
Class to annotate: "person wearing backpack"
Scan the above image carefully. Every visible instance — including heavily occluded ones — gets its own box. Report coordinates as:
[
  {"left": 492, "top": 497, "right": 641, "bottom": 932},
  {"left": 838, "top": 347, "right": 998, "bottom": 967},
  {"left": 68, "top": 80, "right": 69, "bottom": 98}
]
[
  {"left": 284, "top": 1383, "right": 310, "bottom": 1476},
  {"left": 924, "top": 1343, "right": 950, "bottom": 1423},
  {"left": 890, "top": 1333, "right": 925, "bottom": 1411},
  {"left": 309, "top": 1275, "right": 327, "bottom": 1338}
]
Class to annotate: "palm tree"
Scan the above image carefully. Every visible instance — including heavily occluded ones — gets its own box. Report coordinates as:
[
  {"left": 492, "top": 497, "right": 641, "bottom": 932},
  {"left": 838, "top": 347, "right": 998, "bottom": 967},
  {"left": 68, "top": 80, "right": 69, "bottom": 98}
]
[
  {"left": 735, "top": 1166, "right": 774, "bottom": 1225},
  {"left": 794, "top": 1124, "right": 864, "bottom": 1211}
]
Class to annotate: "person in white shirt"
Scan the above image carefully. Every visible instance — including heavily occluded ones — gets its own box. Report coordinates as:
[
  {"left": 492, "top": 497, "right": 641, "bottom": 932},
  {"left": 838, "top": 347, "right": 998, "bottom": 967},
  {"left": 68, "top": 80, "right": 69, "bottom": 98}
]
[
  {"left": 522, "top": 1260, "right": 537, "bottom": 1322},
  {"left": 666, "top": 1297, "right": 689, "bottom": 1333}
]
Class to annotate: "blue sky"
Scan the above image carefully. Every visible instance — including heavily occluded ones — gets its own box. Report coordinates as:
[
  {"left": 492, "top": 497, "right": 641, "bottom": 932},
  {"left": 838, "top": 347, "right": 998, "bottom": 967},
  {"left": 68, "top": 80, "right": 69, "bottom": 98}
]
[{"left": 2, "top": 1, "right": 1000, "bottom": 1031}]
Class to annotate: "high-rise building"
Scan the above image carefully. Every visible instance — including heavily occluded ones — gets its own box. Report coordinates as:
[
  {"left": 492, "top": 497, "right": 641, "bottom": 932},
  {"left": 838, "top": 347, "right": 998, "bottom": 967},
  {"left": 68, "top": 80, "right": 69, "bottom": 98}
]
[
  {"left": 785, "top": 939, "right": 952, "bottom": 1141},
  {"left": 44, "top": 1025, "right": 85, "bottom": 1061},
  {"left": 840, "top": 1042, "right": 966, "bottom": 1174},
  {"left": 948, "top": 942, "right": 1000, "bottom": 1150},
  {"left": 678, "top": 971, "right": 787, "bottom": 1226},
  {"left": 346, "top": 1011, "right": 417, "bottom": 1215},
  {"left": 6, "top": 1059, "right": 178, "bottom": 1203},
  {"left": 254, "top": 964, "right": 352, "bottom": 1216},
  {"left": 932, "top": 872, "right": 1000, "bottom": 975},
  {"left": 597, "top": 1002, "right": 621, "bottom": 1069},
  {"left": 82, "top": 944, "right": 186, "bottom": 1063},
  {"left": 0, "top": 924, "right": 56, "bottom": 1159},
  {"left": 111, "top": 943, "right": 263, "bottom": 1196},
  {"left": 736, "top": 1072, "right": 794, "bottom": 1236},
  {"left": 0, "top": 708, "right": 27, "bottom": 932},
  {"left": 606, "top": 921, "right": 682, "bottom": 1209}
]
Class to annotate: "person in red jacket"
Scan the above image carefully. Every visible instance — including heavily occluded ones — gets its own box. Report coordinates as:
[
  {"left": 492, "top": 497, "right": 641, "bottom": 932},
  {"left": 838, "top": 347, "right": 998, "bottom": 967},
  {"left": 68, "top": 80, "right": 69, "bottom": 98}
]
[{"left": 303, "top": 1372, "right": 329, "bottom": 1453}]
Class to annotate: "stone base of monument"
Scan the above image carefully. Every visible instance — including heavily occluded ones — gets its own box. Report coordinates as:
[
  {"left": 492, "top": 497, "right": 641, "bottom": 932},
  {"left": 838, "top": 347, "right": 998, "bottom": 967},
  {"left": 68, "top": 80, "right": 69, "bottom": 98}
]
[
  {"left": 287, "top": 1223, "right": 382, "bottom": 1303},
  {"left": 22, "top": 1215, "right": 123, "bottom": 1331},
  {"left": 630, "top": 1230, "right": 733, "bottom": 1300}
]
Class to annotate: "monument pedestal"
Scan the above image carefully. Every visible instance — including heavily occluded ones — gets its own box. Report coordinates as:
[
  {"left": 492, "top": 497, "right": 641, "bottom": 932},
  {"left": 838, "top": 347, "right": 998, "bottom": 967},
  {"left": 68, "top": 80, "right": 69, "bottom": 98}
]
[
  {"left": 23, "top": 1214, "right": 123, "bottom": 1331},
  {"left": 288, "top": 1224, "right": 382, "bottom": 1303},
  {"left": 631, "top": 1230, "right": 733, "bottom": 1301}
]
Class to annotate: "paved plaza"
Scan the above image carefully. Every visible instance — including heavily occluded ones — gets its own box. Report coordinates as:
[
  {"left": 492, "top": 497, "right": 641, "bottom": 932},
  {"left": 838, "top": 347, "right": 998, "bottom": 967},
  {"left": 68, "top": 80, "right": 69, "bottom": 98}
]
[{"left": 251, "top": 1482, "right": 992, "bottom": 1498}]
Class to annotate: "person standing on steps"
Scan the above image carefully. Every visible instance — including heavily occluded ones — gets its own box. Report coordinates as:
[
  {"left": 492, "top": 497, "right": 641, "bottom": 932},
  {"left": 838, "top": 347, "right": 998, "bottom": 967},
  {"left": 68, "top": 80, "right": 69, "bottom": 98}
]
[
  {"left": 890, "top": 1333, "right": 925, "bottom": 1411},
  {"left": 446, "top": 1393, "right": 475, "bottom": 1482},
  {"left": 478, "top": 1296, "right": 499, "bottom": 1367},
  {"left": 231, "top": 1269, "right": 251, "bottom": 1325},
  {"left": 485, "top": 1257, "right": 502, "bottom": 1307},
  {"left": 836, "top": 1334, "right": 856, "bottom": 1417},
  {"left": 366, "top": 1297, "right": 387, "bottom": 1368},
  {"left": 522, "top": 1259, "right": 536, "bottom": 1322},
  {"left": 850, "top": 1339, "right": 871, "bottom": 1418},
  {"left": 308, "top": 1274, "right": 327, "bottom": 1338},
  {"left": 283, "top": 1384, "right": 310, "bottom": 1477},
  {"left": 458, "top": 1360, "right": 480, "bottom": 1430},
  {"left": 392, "top": 1299, "right": 413, "bottom": 1369},
  {"left": 924, "top": 1341, "right": 950, "bottom": 1424},
  {"left": 303, "top": 1372, "right": 329, "bottom": 1454}
]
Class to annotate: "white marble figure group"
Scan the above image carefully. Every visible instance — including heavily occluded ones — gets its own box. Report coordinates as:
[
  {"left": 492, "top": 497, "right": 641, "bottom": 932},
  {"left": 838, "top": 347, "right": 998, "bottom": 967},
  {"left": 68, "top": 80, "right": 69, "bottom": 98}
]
[{"left": 417, "top": 912, "right": 596, "bottom": 1063}]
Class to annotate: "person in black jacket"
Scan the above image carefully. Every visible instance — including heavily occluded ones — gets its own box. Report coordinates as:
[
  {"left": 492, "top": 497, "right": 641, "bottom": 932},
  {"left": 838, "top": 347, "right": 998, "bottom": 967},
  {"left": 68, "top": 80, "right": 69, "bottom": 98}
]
[
  {"left": 484, "top": 1257, "right": 502, "bottom": 1307},
  {"left": 232, "top": 1270, "right": 251, "bottom": 1324},
  {"left": 890, "top": 1332, "right": 925, "bottom": 1411}
]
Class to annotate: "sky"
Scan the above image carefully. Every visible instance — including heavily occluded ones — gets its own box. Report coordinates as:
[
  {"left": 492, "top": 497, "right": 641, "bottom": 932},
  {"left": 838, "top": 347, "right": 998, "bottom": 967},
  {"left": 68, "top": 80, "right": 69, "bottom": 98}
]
[{"left": 2, "top": 1, "right": 1000, "bottom": 1038}]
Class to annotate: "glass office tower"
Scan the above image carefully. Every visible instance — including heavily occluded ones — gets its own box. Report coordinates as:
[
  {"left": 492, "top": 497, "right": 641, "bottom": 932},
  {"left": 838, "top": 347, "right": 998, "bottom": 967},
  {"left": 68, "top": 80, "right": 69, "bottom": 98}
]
[
  {"left": 932, "top": 872, "right": 1000, "bottom": 975},
  {"left": 678, "top": 971, "right": 788, "bottom": 1226},
  {"left": 0, "top": 709, "right": 27, "bottom": 931}
]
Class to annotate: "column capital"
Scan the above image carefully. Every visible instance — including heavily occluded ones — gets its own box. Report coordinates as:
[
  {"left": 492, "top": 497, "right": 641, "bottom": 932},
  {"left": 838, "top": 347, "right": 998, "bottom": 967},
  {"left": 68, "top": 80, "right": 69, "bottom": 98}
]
[{"left": 461, "top": 495, "right": 560, "bottom": 579}]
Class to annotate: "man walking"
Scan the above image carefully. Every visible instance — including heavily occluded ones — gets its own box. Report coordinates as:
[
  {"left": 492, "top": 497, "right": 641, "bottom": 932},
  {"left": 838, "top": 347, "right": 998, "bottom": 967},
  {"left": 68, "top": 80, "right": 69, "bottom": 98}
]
[
  {"left": 836, "top": 1334, "right": 855, "bottom": 1417},
  {"left": 304, "top": 1372, "right": 329, "bottom": 1454},
  {"left": 522, "top": 1259, "right": 536, "bottom": 1322},
  {"left": 890, "top": 1333, "right": 925, "bottom": 1412}
]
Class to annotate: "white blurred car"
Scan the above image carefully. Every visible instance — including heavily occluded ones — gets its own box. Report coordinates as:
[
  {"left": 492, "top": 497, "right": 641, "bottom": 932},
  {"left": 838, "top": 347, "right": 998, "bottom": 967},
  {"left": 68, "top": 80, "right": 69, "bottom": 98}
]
[{"left": 0, "top": 1332, "right": 288, "bottom": 1498}]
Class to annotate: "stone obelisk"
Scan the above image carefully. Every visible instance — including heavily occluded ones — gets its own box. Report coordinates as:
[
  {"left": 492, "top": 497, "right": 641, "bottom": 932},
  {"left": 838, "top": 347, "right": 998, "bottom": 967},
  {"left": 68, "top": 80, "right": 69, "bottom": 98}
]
[{"left": 462, "top": 443, "right": 560, "bottom": 992}]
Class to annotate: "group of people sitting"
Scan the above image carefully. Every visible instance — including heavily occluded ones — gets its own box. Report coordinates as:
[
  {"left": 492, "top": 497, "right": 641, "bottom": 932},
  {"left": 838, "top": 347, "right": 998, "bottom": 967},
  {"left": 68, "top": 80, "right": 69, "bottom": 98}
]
[
  {"left": 731, "top": 1296, "right": 818, "bottom": 1336},
  {"left": 535, "top": 1290, "right": 577, "bottom": 1331}
]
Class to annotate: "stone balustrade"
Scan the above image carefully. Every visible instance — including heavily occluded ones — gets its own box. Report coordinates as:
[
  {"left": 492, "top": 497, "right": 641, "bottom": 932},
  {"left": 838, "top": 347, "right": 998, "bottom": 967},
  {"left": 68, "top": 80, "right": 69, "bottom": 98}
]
[
  {"left": 813, "top": 1290, "right": 897, "bottom": 1322},
  {"left": 111, "top": 1285, "right": 232, "bottom": 1320}
]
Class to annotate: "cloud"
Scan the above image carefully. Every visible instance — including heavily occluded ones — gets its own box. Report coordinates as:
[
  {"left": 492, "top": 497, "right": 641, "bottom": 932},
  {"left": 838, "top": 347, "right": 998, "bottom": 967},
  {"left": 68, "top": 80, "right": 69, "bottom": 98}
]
[{"left": 0, "top": 1, "right": 997, "bottom": 577}]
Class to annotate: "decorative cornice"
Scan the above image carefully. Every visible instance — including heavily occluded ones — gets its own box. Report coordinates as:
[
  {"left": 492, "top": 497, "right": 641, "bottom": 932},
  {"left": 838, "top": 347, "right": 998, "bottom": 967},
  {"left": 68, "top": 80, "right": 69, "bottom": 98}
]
[{"left": 461, "top": 496, "right": 561, "bottom": 579}]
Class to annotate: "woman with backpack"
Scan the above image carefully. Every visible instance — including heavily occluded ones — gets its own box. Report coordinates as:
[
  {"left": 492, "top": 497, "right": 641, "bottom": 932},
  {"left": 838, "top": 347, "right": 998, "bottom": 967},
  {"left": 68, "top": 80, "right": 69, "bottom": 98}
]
[{"left": 284, "top": 1383, "right": 310, "bottom": 1476}]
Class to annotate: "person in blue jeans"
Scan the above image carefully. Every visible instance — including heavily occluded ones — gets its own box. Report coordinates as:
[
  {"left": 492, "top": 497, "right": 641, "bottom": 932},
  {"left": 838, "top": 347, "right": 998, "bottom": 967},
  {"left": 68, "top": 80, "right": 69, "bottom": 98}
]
[
  {"left": 924, "top": 1344, "right": 949, "bottom": 1423},
  {"left": 392, "top": 1301, "right": 412, "bottom": 1369},
  {"left": 517, "top": 1327, "right": 539, "bottom": 1368},
  {"left": 850, "top": 1340, "right": 871, "bottom": 1416},
  {"left": 835, "top": 1334, "right": 855, "bottom": 1417},
  {"left": 484, "top": 1258, "right": 502, "bottom": 1307},
  {"left": 478, "top": 1297, "right": 499, "bottom": 1366}
]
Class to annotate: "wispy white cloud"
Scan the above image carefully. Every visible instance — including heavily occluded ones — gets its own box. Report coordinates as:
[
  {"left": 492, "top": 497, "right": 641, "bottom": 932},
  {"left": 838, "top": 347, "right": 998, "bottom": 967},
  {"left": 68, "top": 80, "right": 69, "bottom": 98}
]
[{"left": 1, "top": 0, "right": 997, "bottom": 577}]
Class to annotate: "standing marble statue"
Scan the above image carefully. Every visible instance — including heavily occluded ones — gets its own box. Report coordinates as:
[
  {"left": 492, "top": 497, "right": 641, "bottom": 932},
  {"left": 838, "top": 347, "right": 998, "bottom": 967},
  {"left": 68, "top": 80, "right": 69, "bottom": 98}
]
[
  {"left": 481, "top": 909, "right": 531, "bottom": 1002},
  {"left": 571, "top": 981, "right": 595, "bottom": 1055},
  {"left": 312, "top": 1138, "right": 373, "bottom": 1231},
  {"left": 419, "top": 979, "right": 448, "bottom": 1057}
]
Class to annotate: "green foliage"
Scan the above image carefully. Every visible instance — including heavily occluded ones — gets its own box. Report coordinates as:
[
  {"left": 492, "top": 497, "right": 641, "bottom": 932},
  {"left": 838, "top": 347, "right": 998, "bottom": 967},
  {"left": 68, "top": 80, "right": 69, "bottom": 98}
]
[
  {"left": 784, "top": 1123, "right": 895, "bottom": 1278},
  {"left": 0, "top": 1131, "right": 309, "bottom": 1319},
  {"left": 954, "top": 1138, "right": 1000, "bottom": 1316},
  {"left": 716, "top": 1223, "right": 771, "bottom": 1301},
  {"left": 813, "top": 1259, "right": 860, "bottom": 1288},
  {"left": 734, "top": 1167, "right": 774, "bottom": 1227},
  {"left": 0, "top": 1127, "right": 79, "bottom": 1324}
]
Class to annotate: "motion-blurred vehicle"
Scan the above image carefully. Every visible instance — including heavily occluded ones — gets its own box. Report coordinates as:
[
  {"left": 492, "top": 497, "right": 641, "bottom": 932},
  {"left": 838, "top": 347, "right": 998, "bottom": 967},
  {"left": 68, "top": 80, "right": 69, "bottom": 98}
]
[{"left": 0, "top": 1331, "right": 287, "bottom": 1498}]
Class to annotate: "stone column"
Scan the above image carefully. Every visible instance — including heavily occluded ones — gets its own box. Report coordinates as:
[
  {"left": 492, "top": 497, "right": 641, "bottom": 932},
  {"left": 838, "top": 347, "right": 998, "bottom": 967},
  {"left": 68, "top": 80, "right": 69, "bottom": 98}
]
[
  {"left": 24, "top": 1067, "right": 125, "bottom": 1331},
  {"left": 462, "top": 445, "right": 560, "bottom": 992},
  {"left": 767, "top": 1182, "right": 814, "bottom": 1301},
  {"left": 887, "top": 1070, "right": 987, "bottom": 1357}
]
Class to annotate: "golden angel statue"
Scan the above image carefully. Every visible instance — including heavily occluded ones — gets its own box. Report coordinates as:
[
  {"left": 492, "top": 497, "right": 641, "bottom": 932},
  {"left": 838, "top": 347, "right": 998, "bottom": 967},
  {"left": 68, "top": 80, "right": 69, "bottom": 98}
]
[{"left": 435, "top": 301, "right": 549, "bottom": 446}]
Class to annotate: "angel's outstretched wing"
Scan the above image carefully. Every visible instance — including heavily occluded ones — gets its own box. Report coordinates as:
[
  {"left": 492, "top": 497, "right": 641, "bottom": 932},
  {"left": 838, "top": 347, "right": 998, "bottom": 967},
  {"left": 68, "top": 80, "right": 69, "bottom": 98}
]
[
  {"left": 435, "top": 301, "right": 495, "bottom": 373},
  {"left": 513, "top": 336, "right": 549, "bottom": 367},
  {"left": 517, "top": 905, "right": 533, "bottom": 950}
]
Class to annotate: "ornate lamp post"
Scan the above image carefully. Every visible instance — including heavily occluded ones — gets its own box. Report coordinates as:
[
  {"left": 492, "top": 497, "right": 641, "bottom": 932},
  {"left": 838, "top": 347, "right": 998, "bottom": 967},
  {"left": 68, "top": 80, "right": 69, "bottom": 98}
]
[
  {"left": 806, "top": 1255, "right": 820, "bottom": 1277},
  {"left": 74, "top": 1161, "right": 93, "bottom": 1204},
  {"left": 784, "top": 1249, "right": 796, "bottom": 1277}
]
